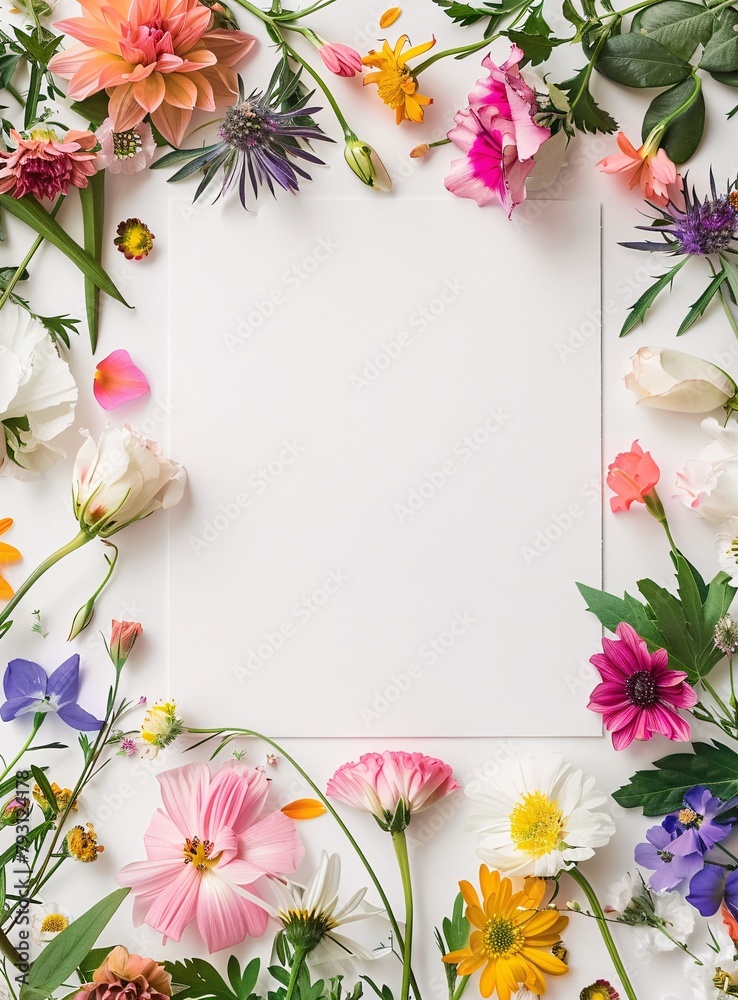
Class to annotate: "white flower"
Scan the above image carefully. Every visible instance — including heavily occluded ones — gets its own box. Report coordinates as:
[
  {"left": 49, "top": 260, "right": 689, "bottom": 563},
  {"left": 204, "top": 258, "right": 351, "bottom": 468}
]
[
  {"left": 269, "top": 852, "right": 388, "bottom": 968},
  {"left": 633, "top": 891, "right": 694, "bottom": 956},
  {"left": 684, "top": 920, "right": 738, "bottom": 999},
  {"left": 465, "top": 754, "right": 615, "bottom": 877},
  {"left": 0, "top": 303, "right": 77, "bottom": 480},
  {"left": 625, "top": 347, "right": 736, "bottom": 413},
  {"left": 31, "top": 901, "right": 72, "bottom": 945},
  {"left": 95, "top": 119, "right": 156, "bottom": 175},
  {"left": 605, "top": 871, "right": 640, "bottom": 915},
  {"left": 675, "top": 418, "right": 738, "bottom": 522},
  {"left": 73, "top": 425, "right": 185, "bottom": 537},
  {"left": 717, "top": 517, "right": 738, "bottom": 585}
]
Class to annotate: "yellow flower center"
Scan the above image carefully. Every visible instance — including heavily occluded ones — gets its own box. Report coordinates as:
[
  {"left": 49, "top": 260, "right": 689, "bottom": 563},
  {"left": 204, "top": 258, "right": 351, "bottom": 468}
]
[
  {"left": 183, "top": 837, "right": 220, "bottom": 871},
  {"left": 39, "top": 913, "right": 68, "bottom": 934},
  {"left": 65, "top": 823, "right": 103, "bottom": 863},
  {"left": 481, "top": 915, "right": 523, "bottom": 959},
  {"left": 580, "top": 986, "right": 615, "bottom": 1000},
  {"left": 677, "top": 807, "right": 701, "bottom": 828},
  {"left": 509, "top": 791, "right": 564, "bottom": 858},
  {"left": 714, "top": 967, "right": 738, "bottom": 995},
  {"left": 377, "top": 66, "right": 413, "bottom": 110}
]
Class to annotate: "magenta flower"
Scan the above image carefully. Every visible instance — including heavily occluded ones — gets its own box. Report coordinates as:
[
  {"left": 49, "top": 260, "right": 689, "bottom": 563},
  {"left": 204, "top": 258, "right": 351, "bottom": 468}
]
[
  {"left": 588, "top": 622, "right": 697, "bottom": 750},
  {"left": 117, "top": 761, "right": 304, "bottom": 952},
  {"left": 444, "top": 45, "right": 550, "bottom": 217},
  {"left": 318, "top": 40, "right": 363, "bottom": 77},
  {"left": 327, "top": 751, "right": 459, "bottom": 832}
]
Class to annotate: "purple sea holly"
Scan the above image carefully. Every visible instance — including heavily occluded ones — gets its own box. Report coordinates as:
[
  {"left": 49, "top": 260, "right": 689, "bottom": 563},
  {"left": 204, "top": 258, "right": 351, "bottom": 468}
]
[
  {"left": 634, "top": 823, "right": 704, "bottom": 891},
  {"left": 1, "top": 655, "right": 103, "bottom": 731}
]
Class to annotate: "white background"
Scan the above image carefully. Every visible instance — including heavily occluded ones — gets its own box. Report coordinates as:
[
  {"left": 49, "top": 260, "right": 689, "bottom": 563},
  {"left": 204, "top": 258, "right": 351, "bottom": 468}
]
[{"left": 3, "top": 0, "right": 738, "bottom": 997}]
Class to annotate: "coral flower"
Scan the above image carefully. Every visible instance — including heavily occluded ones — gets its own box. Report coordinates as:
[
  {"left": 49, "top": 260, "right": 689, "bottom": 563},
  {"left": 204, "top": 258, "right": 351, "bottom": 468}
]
[
  {"left": 597, "top": 132, "right": 680, "bottom": 207},
  {"left": 588, "top": 622, "right": 698, "bottom": 750},
  {"left": 0, "top": 128, "right": 97, "bottom": 200},
  {"left": 117, "top": 760, "right": 304, "bottom": 952},
  {"left": 0, "top": 519, "right": 21, "bottom": 601},
  {"left": 94, "top": 350, "right": 150, "bottom": 410},
  {"left": 362, "top": 35, "right": 435, "bottom": 124},
  {"left": 48, "top": 0, "right": 256, "bottom": 147},
  {"left": 327, "top": 751, "right": 458, "bottom": 832},
  {"left": 442, "top": 866, "right": 568, "bottom": 1000},
  {"left": 74, "top": 946, "right": 171, "bottom": 1000},
  {"left": 606, "top": 440, "right": 660, "bottom": 513}
]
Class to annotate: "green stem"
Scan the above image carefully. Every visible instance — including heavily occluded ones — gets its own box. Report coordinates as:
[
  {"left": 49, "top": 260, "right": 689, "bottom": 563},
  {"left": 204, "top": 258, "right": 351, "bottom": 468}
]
[
  {"left": 0, "top": 715, "right": 44, "bottom": 784},
  {"left": 569, "top": 867, "right": 638, "bottom": 1000},
  {"left": 0, "top": 530, "right": 91, "bottom": 635},
  {"left": 414, "top": 36, "right": 490, "bottom": 75},
  {"left": 392, "top": 830, "right": 413, "bottom": 1000},
  {"left": 0, "top": 197, "right": 63, "bottom": 312},
  {"left": 284, "top": 948, "right": 306, "bottom": 1000},
  {"left": 451, "top": 977, "right": 469, "bottom": 1000},
  {"left": 567, "top": 27, "right": 612, "bottom": 115},
  {"left": 0, "top": 930, "right": 23, "bottom": 969},
  {"left": 702, "top": 677, "right": 734, "bottom": 723},
  {"left": 186, "top": 728, "right": 422, "bottom": 1000},
  {"left": 655, "top": 70, "right": 702, "bottom": 134}
]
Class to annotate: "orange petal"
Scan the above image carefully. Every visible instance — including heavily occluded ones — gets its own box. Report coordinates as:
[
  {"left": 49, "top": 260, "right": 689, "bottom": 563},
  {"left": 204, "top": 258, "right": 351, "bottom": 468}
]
[
  {"left": 281, "top": 798, "right": 327, "bottom": 820},
  {"left": 0, "top": 543, "right": 21, "bottom": 564},
  {"left": 0, "top": 575, "right": 13, "bottom": 600},
  {"left": 0, "top": 518, "right": 13, "bottom": 537},
  {"left": 379, "top": 7, "right": 401, "bottom": 27}
]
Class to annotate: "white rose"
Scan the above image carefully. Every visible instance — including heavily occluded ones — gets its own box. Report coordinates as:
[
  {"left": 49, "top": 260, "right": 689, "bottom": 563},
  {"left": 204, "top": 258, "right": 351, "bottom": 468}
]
[
  {"left": 0, "top": 303, "right": 77, "bottom": 480},
  {"left": 73, "top": 425, "right": 185, "bottom": 537},
  {"left": 625, "top": 347, "right": 736, "bottom": 413},
  {"left": 674, "top": 417, "right": 738, "bottom": 522}
]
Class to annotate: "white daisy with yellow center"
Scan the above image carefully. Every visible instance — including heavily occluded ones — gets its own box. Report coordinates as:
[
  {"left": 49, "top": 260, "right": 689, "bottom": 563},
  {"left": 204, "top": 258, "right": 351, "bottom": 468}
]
[
  {"left": 31, "top": 901, "right": 72, "bottom": 946},
  {"left": 465, "top": 754, "right": 615, "bottom": 877}
]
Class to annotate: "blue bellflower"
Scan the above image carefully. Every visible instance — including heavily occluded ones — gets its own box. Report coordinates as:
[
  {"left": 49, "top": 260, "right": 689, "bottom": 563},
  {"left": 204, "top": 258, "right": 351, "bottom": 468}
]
[{"left": 1, "top": 655, "right": 103, "bottom": 731}]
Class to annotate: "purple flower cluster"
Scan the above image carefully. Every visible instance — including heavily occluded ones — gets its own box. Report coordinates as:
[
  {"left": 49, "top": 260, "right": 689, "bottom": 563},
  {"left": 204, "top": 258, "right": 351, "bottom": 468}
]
[{"left": 636, "top": 786, "right": 738, "bottom": 903}]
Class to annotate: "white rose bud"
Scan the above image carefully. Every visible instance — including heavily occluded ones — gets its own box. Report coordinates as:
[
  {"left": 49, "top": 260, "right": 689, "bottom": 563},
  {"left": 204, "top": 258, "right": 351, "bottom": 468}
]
[{"left": 625, "top": 346, "right": 736, "bottom": 413}]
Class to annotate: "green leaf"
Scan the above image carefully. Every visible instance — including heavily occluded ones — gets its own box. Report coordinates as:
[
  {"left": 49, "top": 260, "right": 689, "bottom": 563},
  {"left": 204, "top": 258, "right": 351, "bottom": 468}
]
[
  {"left": 165, "top": 958, "right": 237, "bottom": 1000},
  {"left": 675, "top": 554, "right": 707, "bottom": 649},
  {"left": 596, "top": 33, "right": 693, "bottom": 87},
  {"left": 0, "top": 194, "right": 129, "bottom": 307},
  {"left": 20, "top": 889, "right": 129, "bottom": 1000},
  {"left": 558, "top": 66, "right": 618, "bottom": 133},
  {"left": 30, "top": 765, "right": 58, "bottom": 813},
  {"left": 441, "top": 892, "right": 470, "bottom": 952},
  {"left": 78, "top": 947, "right": 117, "bottom": 980},
  {"left": 620, "top": 258, "right": 689, "bottom": 336},
  {"left": 70, "top": 91, "right": 110, "bottom": 127},
  {"left": 577, "top": 582, "right": 666, "bottom": 647},
  {"left": 711, "top": 68, "right": 738, "bottom": 86},
  {"left": 700, "top": 7, "right": 738, "bottom": 73},
  {"left": 636, "top": 578, "right": 695, "bottom": 674},
  {"left": 80, "top": 170, "right": 105, "bottom": 353},
  {"left": 631, "top": 1, "right": 713, "bottom": 60},
  {"left": 613, "top": 741, "right": 738, "bottom": 814},
  {"left": 641, "top": 77, "right": 705, "bottom": 163},
  {"left": 507, "top": 28, "right": 554, "bottom": 64},
  {"left": 677, "top": 269, "right": 726, "bottom": 335}
]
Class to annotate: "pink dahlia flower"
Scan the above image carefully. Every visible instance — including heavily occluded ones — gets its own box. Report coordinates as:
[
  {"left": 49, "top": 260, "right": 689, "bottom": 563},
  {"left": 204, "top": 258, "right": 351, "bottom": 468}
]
[
  {"left": 327, "top": 751, "right": 459, "bottom": 832},
  {"left": 117, "top": 760, "right": 304, "bottom": 952},
  {"left": 74, "top": 946, "right": 171, "bottom": 1000},
  {"left": 0, "top": 128, "right": 97, "bottom": 200},
  {"left": 444, "top": 45, "right": 550, "bottom": 217},
  {"left": 318, "top": 40, "right": 363, "bottom": 78},
  {"left": 48, "top": 0, "right": 256, "bottom": 147},
  {"left": 587, "top": 622, "right": 698, "bottom": 751}
]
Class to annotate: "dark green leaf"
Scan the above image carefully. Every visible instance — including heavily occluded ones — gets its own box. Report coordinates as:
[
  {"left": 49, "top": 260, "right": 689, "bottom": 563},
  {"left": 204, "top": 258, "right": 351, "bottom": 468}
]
[
  {"left": 30, "top": 765, "right": 58, "bottom": 813},
  {"left": 165, "top": 958, "right": 236, "bottom": 1000},
  {"left": 636, "top": 578, "right": 696, "bottom": 673},
  {"left": 78, "top": 947, "right": 117, "bottom": 980},
  {"left": 641, "top": 77, "right": 705, "bottom": 163},
  {"left": 507, "top": 28, "right": 555, "bottom": 64},
  {"left": 631, "top": 1, "right": 713, "bottom": 60},
  {"left": 558, "top": 66, "right": 618, "bottom": 133},
  {"left": 677, "top": 269, "right": 726, "bottom": 335},
  {"left": 613, "top": 741, "right": 738, "bottom": 813},
  {"left": 80, "top": 170, "right": 105, "bottom": 353},
  {"left": 577, "top": 582, "right": 666, "bottom": 646},
  {"left": 620, "top": 258, "right": 689, "bottom": 336},
  {"left": 700, "top": 7, "right": 738, "bottom": 73},
  {"left": 675, "top": 554, "right": 707, "bottom": 650},
  {"left": 70, "top": 91, "right": 111, "bottom": 128},
  {"left": 712, "top": 68, "right": 738, "bottom": 86},
  {"left": 596, "top": 33, "right": 693, "bottom": 87},
  {"left": 151, "top": 143, "right": 221, "bottom": 172},
  {"left": 20, "top": 889, "right": 129, "bottom": 1000},
  {"left": 562, "top": 0, "right": 586, "bottom": 29},
  {"left": 0, "top": 194, "right": 129, "bottom": 307},
  {"left": 441, "top": 892, "right": 470, "bottom": 952}
]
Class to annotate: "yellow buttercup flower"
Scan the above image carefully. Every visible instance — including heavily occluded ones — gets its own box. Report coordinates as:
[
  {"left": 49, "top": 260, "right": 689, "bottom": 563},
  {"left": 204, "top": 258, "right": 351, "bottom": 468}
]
[
  {"left": 443, "top": 866, "right": 568, "bottom": 1000},
  {"left": 362, "top": 35, "right": 435, "bottom": 124}
]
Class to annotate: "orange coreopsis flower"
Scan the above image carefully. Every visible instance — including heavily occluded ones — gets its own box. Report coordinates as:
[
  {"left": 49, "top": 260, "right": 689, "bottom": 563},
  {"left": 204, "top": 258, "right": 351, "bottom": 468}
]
[
  {"left": 48, "top": 0, "right": 256, "bottom": 147},
  {"left": 0, "top": 519, "right": 21, "bottom": 600},
  {"left": 362, "top": 34, "right": 435, "bottom": 124}
]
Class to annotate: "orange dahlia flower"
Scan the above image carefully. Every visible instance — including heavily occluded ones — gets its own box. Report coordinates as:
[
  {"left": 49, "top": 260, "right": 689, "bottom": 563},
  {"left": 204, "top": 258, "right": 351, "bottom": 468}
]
[{"left": 49, "top": 0, "right": 256, "bottom": 147}]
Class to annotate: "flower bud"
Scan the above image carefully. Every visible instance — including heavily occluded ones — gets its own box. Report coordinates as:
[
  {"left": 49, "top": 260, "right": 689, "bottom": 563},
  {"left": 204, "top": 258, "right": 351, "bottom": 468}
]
[
  {"left": 67, "top": 598, "right": 96, "bottom": 641},
  {"left": 109, "top": 620, "right": 143, "bottom": 671},
  {"left": 410, "top": 143, "right": 430, "bottom": 158},
  {"left": 0, "top": 795, "right": 30, "bottom": 827},
  {"left": 344, "top": 137, "right": 392, "bottom": 191},
  {"left": 625, "top": 346, "right": 737, "bottom": 413}
]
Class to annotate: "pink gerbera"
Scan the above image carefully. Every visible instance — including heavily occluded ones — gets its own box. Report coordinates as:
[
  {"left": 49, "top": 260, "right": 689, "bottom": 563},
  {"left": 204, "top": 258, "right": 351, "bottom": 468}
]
[
  {"left": 587, "top": 622, "right": 698, "bottom": 750},
  {"left": 0, "top": 128, "right": 97, "bottom": 200},
  {"left": 327, "top": 751, "right": 459, "bottom": 832},
  {"left": 117, "top": 761, "right": 304, "bottom": 952}
]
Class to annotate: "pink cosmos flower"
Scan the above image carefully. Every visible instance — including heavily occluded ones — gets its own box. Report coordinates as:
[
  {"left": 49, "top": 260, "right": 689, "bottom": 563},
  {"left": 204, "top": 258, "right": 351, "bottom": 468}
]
[
  {"left": 607, "top": 441, "right": 660, "bottom": 513},
  {"left": 318, "top": 40, "right": 363, "bottom": 77},
  {"left": 597, "top": 132, "right": 681, "bottom": 207},
  {"left": 0, "top": 128, "right": 97, "bottom": 200},
  {"left": 444, "top": 45, "right": 550, "bottom": 217},
  {"left": 117, "top": 761, "right": 304, "bottom": 952},
  {"left": 94, "top": 350, "right": 150, "bottom": 410},
  {"left": 96, "top": 118, "right": 156, "bottom": 174},
  {"left": 587, "top": 622, "right": 697, "bottom": 750},
  {"left": 327, "top": 751, "right": 459, "bottom": 832},
  {"left": 48, "top": 0, "right": 256, "bottom": 148}
]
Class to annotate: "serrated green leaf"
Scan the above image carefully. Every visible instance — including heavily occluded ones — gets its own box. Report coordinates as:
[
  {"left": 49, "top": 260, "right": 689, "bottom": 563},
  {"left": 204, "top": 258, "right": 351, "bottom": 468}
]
[
  {"left": 20, "top": 889, "right": 129, "bottom": 1000},
  {"left": 677, "top": 269, "right": 726, "bottom": 335},
  {"left": 620, "top": 258, "right": 689, "bottom": 336},
  {"left": 70, "top": 92, "right": 110, "bottom": 127},
  {"left": 631, "top": 1, "right": 713, "bottom": 60},
  {"left": 80, "top": 170, "right": 105, "bottom": 353},
  {"left": 636, "top": 578, "right": 696, "bottom": 673},
  {"left": 558, "top": 66, "right": 618, "bottom": 133},
  {"left": 165, "top": 958, "right": 236, "bottom": 1000},
  {"left": 613, "top": 741, "right": 738, "bottom": 813},
  {"left": 641, "top": 77, "right": 705, "bottom": 163},
  {"left": 596, "top": 33, "right": 693, "bottom": 87},
  {"left": 577, "top": 582, "right": 666, "bottom": 647},
  {"left": 700, "top": 7, "right": 738, "bottom": 73},
  {"left": 675, "top": 555, "right": 707, "bottom": 650},
  {"left": 507, "top": 28, "right": 554, "bottom": 64}
]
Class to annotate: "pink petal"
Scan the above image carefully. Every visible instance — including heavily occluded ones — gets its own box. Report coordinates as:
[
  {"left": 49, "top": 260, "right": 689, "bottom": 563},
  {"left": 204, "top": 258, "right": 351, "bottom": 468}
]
[
  {"left": 196, "top": 873, "right": 269, "bottom": 952},
  {"left": 237, "top": 811, "right": 304, "bottom": 876},
  {"left": 94, "top": 349, "right": 150, "bottom": 410},
  {"left": 143, "top": 861, "right": 201, "bottom": 941},
  {"left": 157, "top": 762, "right": 211, "bottom": 838},
  {"left": 203, "top": 762, "right": 269, "bottom": 838}
]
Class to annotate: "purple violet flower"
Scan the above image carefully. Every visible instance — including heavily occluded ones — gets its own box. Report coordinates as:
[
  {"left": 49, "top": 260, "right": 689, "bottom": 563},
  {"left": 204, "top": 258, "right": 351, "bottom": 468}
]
[
  {"left": 1, "top": 655, "right": 103, "bottom": 731},
  {"left": 686, "top": 864, "right": 738, "bottom": 919},
  {"left": 663, "top": 785, "right": 738, "bottom": 855},
  {"left": 635, "top": 823, "right": 704, "bottom": 891}
]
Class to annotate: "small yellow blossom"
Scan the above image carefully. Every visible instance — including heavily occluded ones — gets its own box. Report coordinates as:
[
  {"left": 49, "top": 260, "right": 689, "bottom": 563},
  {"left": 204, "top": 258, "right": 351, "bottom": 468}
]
[
  {"left": 141, "top": 699, "right": 183, "bottom": 757},
  {"left": 362, "top": 35, "right": 435, "bottom": 125},
  {"left": 33, "top": 782, "right": 77, "bottom": 815},
  {"left": 64, "top": 823, "right": 104, "bottom": 862}
]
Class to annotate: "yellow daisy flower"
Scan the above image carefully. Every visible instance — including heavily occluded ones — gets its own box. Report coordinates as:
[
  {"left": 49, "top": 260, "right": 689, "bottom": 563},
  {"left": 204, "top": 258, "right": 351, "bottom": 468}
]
[
  {"left": 443, "top": 866, "right": 569, "bottom": 1000},
  {"left": 0, "top": 518, "right": 21, "bottom": 600},
  {"left": 362, "top": 35, "right": 435, "bottom": 124}
]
